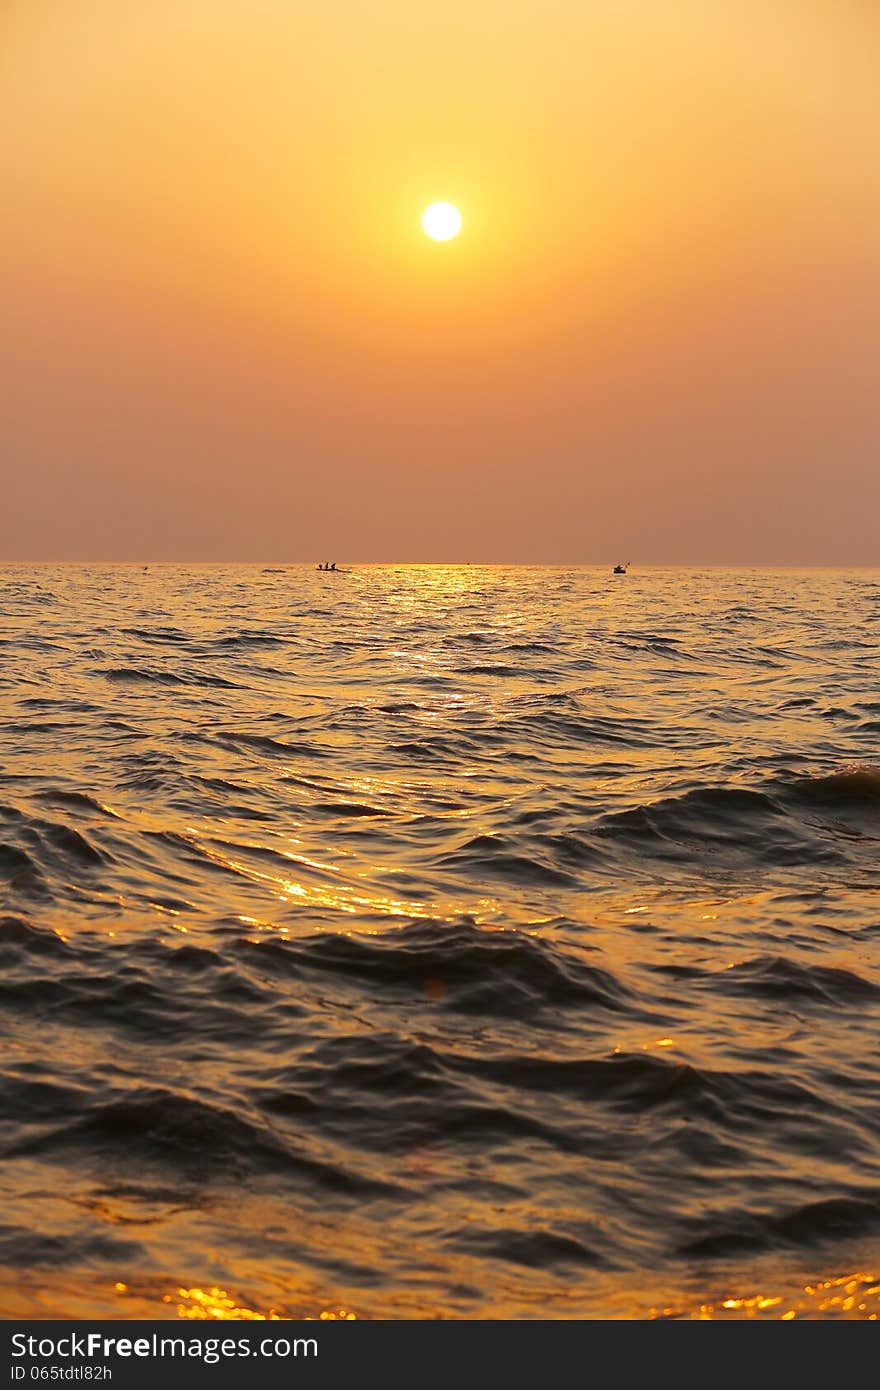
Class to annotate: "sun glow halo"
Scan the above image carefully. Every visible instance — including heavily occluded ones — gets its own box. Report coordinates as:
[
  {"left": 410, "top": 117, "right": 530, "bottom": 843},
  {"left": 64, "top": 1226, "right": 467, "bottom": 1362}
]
[{"left": 421, "top": 202, "right": 462, "bottom": 241}]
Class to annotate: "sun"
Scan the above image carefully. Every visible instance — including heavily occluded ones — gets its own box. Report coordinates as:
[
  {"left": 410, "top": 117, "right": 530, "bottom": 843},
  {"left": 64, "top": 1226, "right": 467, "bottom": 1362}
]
[{"left": 422, "top": 202, "right": 462, "bottom": 241}]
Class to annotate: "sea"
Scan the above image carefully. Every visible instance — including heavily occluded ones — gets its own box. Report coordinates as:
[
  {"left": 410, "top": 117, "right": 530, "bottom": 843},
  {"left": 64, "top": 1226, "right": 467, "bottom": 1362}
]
[{"left": 2, "top": 564, "right": 879, "bottom": 1319}]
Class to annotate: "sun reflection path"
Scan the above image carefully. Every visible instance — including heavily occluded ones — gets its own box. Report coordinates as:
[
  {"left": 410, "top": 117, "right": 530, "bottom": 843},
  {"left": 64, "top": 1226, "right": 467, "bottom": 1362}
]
[
  {"left": 171, "top": 1287, "right": 356, "bottom": 1321},
  {"left": 647, "top": 1270, "right": 880, "bottom": 1320},
  {"left": 105, "top": 1269, "right": 880, "bottom": 1321}
]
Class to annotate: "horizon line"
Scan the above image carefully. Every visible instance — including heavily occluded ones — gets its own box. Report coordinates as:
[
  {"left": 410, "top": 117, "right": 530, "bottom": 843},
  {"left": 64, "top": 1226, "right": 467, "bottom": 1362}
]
[{"left": 2, "top": 559, "right": 878, "bottom": 569}]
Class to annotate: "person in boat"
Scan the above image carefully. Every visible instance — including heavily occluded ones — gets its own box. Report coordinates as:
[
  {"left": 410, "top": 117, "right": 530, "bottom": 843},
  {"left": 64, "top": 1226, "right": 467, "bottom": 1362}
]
[{"left": 330, "top": 562, "right": 337, "bottom": 571}]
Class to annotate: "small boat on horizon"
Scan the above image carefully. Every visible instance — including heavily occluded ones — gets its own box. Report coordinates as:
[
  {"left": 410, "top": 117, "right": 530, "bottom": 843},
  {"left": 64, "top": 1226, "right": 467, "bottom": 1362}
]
[{"left": 613, "top": 562, "right": 628, "bottom": 574}]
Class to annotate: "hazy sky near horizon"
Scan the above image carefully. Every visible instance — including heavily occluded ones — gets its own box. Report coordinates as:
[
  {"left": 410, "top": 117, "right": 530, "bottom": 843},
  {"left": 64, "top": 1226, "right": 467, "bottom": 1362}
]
[{"left": 2, "top": 2, "right": 878, "bottom": 562}]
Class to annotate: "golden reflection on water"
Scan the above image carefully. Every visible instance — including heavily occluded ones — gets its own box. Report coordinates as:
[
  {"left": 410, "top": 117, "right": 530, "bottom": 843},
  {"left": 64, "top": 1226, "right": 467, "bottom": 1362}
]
[
  {"left": 173, "top": 1287, "right": 355, "bottom": 1321},
  {"left": 648, "top": 1270, "right": 880, "bottom": 1320},
  {"left": 110, "top": 1281, "right": 357, "bottom": 1321},
  {"left": 5, "top": 1260, "right": 879, "bottom": 1320},
  {"left": 174, "top": 1286, "right": 282, "bottom": 1320},
  {"left": 186, "top": 830, "right": 505, "bottom": 926},
  {"left": 99, "top": 1266, "right": 880, "bottom": 1321}
]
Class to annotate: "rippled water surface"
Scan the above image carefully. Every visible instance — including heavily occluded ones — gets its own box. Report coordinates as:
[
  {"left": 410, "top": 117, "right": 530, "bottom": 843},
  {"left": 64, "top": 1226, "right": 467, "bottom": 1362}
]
[{"left": 2, "top": 564, "right": 880, "bottom": 1318}]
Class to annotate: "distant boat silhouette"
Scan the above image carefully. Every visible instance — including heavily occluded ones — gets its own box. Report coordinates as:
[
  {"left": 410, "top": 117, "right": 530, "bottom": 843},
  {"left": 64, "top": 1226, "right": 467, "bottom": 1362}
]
[{"left": 613, "top": 562, "right": 628, "bottom": 574}]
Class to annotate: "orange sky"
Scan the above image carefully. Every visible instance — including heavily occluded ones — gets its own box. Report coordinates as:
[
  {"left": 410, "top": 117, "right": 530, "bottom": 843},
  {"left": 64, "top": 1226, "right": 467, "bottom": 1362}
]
[{"left": 2, "top": 1, "right": 878, "bottom": 561}]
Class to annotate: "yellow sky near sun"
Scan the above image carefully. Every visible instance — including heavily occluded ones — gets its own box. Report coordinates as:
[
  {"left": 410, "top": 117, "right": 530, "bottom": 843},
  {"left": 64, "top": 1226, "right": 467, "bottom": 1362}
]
[
  {"left": 1, "top": 1, "right": 878, "bottom": 560},
  {"left": 4, "top": 3, "right": 873, "bottom": 312}
]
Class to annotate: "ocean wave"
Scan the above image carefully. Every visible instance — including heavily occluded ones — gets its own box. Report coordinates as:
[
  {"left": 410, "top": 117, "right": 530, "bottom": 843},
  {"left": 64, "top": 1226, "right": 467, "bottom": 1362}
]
[
  {"left": 104, "top": 666, "right": 240, "bottom": 689},
  {"left": 438, "top": 835, "right": 581, "bottom": 887},
  {"left": 0, "top": 914, "right": 69, "bottom": 958},
  {"left": 214, "top": 730, "right": 327, "bottom": 758},
  {"left": 237, "top": 919, "right": 633, "bottom": 1018},
  {"left": 790, "top": 765, "right": 880, "bottom": 804},
  {"left": 451, "top": 1224, "right": 605, "bottom": 1270},
  {"left": 678, "top": 1194, "right": 880, "bottom": 1258},
  {"left": 708, "top": 955, "right": 880, "bottom": 1004},
  {"left": 34, "top": 789, "right": 120, "bottom": 817},
  {"left": 594, "top": 772, "right": 880, "bottom": 871},
  {"left": 6, "top": 1085, "right": 405, "bottom": 1199},
  {"left": 594, "top": 786, "right": 821, "bottom": 866}
]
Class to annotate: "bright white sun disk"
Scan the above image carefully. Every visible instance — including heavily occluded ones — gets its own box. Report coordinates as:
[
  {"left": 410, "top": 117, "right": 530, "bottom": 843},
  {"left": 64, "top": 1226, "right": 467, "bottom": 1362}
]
[{"left": 422, "top": 202, "right": 462, "bottom": 241}]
